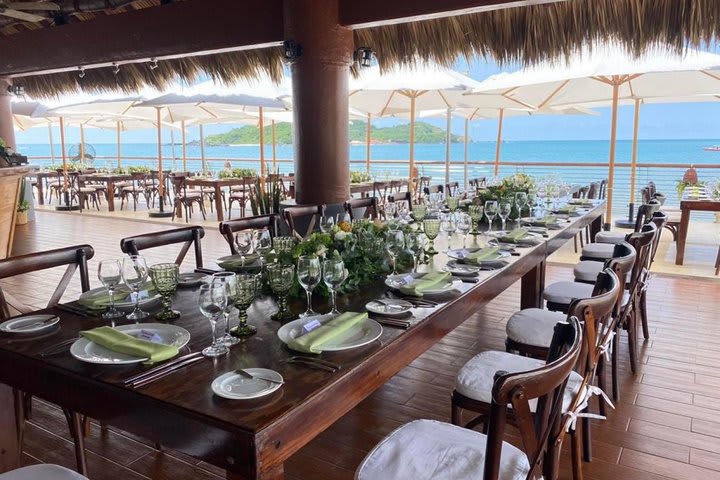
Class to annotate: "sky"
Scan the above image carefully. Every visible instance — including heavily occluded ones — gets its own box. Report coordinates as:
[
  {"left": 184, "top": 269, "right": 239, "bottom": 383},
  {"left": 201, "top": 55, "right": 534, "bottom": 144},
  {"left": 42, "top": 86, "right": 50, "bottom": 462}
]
[{"left": 13, "top": 49, "right": 720, "bottom": 145}]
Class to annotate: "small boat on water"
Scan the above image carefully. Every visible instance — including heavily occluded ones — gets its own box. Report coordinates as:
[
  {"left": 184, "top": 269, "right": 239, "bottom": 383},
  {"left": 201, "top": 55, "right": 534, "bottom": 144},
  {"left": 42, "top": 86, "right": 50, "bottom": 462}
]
[{"left": 703, "top": 145, "right": 720, "bottom": 151}]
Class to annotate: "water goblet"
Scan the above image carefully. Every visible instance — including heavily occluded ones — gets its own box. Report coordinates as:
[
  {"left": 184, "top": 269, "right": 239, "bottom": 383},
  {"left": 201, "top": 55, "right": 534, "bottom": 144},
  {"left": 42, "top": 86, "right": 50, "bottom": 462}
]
[
  {"left": 297, "top": 255, "right": 321, "bottom": 317},
  {"left": 255, "top": 229, "right": 273, "bottom": 266},
  {"left": 412, "top": 204, "right": 427, "bottom": 231},
  {"left": 386, "top": 230, "right": 405, "bottom": 275},
  {"left": 456, "top": 213, "right": 471, "bottom": 248},
  {"left": 384, "top": 202, "right": 397, "bottom": 221},
  {"left": 440, "top": 214, "right": 457, "bottom": 252},
  {"left": 212, "top": 272, "right": 240, "bottom": 346},
  {"left": 468, "top": 205, "right": 483, "bottom": 235},
  {"left": 121, "top": 255, "right": 150, "bottom": 321},
  {"left": 98, "top": 259, "right": 124, "bottom": 325},
  {"left": 423, "top": 219, "right": 441, "bottom": 255},
  {"left": 484, "top": 200, "right": 498, "bottom": 233},
  {"left": 405, "top": 232, "right": 426, "bottom": 272},
  {"left": 149, "top": 263, "right": 181, "bottom": 321},
  {"left": 231, "top": 274, "right": 259, "bottom": 336},
  {"left": 234, "top": 231, "right": 255, "bottom": 266},
  {"left": 446, "top": 196, "right": 459, "bottom": 212},
  {"left": 498, "top": 201, "right": 512, "bottom": 232},
  {"left": 198, "top": 282, "right": 229, "bottom": 357},
  {"left": 273, "top": 236, "right": 296, "bottom": 257},
  {"left": 267, "top": 263, "right": 295, "bottom": 321},
  {"left": 527, "top": 193, "right": 538, "bottom": 217},
  {"left": 322, "top": 258, "right": 347, "bottom": 315},
  {"left": 319, "top": 215, "right": 334, "bottom": 233},
  {"left": 515, "top": 191, "right": 528, "bottom": 218}
]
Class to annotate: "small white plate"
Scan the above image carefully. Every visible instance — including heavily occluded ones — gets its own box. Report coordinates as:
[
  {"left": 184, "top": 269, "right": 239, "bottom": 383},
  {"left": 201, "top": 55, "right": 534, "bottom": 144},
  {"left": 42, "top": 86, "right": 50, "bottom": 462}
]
[
  {"left": 70, "top": 323, "right": 191, "bottom": 365},
  {"left": 178, "top": 272, "right": 208, "bottom": 287},
  {"left": 365, "top": 299, "right": 413, "bottom": 317},
  {"left": 443, "top": 261, "right": 481, "bottom": 276},
  {"left": 212, "top": 369, "right": 284, "bottom": 400},
  {"left": 0, "top": 314, "right": 59, "bottom": 334},
  {"left": 277, "top": 315, "right": 383, "bottom": 352},
  {"left": 384, "top": 273, "right": 460, "bottom": 295}
]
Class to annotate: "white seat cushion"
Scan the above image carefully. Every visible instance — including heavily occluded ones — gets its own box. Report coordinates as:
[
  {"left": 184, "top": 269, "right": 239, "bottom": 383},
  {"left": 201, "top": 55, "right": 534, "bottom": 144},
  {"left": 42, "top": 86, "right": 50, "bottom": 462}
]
[
  {"left": 581, "top": 242, "right": 615, "bottom": 260},
  {"left": 574, "top": 260, "right": 631, "bottom": 283},
  {"left": 505, "top": 308, "right": 566, "bottom": 348},
  {"left": 595, "top": 231, "right": 625, "bottom": 244},
  {"left": 355, "top": 419, "right": 529, "bottom": 480},
  {"left": 542, "top": 281, "right": 595, "bottom": 306},
  {"left": 0, "top": 465, "right": 88, "bottom": 480},
  {"left": 455, "top": 351, "right": 582, "bottom": 412}
]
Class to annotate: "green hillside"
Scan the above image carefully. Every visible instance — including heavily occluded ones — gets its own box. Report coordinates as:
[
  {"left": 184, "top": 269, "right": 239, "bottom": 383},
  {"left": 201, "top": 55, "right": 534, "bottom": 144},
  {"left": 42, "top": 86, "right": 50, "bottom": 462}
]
[{"left": 204, "top": 120, "right": 465, "bottom": 146}]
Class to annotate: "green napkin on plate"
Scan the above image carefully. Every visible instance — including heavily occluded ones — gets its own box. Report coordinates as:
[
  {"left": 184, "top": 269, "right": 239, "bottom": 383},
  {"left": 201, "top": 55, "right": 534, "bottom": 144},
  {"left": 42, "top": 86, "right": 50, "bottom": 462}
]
[
  {"left": 556, "top": 205, "right": 577, "bottom": 214},
  {"left": 500, "top": 228, "right": 530, "bottom": 244},
  {"left": 218, "top": 253, "right": 260, "bottom": 269},
  {"left": 533, "top": 215, "right": 558, "bottom": 225},
  {"left": 464, "top": 247, "right": 501, "bottom": 264},
  {"left": 78, "top": 283, "right": 155, "bottom": 311},
  {"left": 80, "top": 326, "right": 178, "bottom": 364},
  {"left": 398, "top": 272, "right": 452, "bottom": 296},
  {"left": 288, "top": 312, "right": 368, "bottom": 354}
]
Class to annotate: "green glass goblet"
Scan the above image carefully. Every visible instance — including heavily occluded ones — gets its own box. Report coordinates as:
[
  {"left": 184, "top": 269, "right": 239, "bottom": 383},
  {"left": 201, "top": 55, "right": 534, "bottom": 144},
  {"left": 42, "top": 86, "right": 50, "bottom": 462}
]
[
  {"left": 273, "top": 236, "right": 296, "bottom": 257},
  {"left": 446, "top": 196, "right": 459, "bottom": 212},
  {"left": 149, "top": 263, "right": 180, "bottom": 321},
  {"left": 231, "top": 274, "right": 259, "bottom": 336},
  {"left": 423, "top": 219, "right": 441, "bottom": 255},
  {"left": 468, "top": 205, "right": 484, "bottom": 235},
  {"left": 267, "top": 263, "right": 295, "bottom": 322},
  {"left": 412, "top": 204, "right": 428, "bottom": 231}
]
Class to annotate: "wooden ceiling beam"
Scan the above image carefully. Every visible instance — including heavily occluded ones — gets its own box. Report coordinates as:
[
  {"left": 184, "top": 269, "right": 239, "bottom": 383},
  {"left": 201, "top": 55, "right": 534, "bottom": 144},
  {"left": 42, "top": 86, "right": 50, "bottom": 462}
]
[
  {"left": 0, "top": 0, "right": 284, "bottom": 77},
  {"left": 339, "top": 0, "right": 569, "bottom": 28}
]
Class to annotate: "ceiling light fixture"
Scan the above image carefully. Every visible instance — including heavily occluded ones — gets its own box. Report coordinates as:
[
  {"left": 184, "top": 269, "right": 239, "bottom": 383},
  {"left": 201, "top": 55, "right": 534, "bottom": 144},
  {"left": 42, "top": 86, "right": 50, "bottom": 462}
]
[
  {"left": 78, "top": 67, "right": 85, "bottom": 79},
  {"left": 354, "top": 47, "right": 375, "bottom": 68},
  {"left": 283, "top": 40, "right": 302, "bottom": 60},
  {"left": 7, "top": 85, "right": 24, "bottom": 96},
  {"left": 149, "top": 58, "right": 159, "bottom": 70},
  {"left": 112, "top": 63, "right": 120, "bottom": 75}
]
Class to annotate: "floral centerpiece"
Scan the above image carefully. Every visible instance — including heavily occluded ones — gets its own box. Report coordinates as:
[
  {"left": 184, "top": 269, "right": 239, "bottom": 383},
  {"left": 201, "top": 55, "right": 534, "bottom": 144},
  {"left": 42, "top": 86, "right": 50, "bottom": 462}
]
[
  {"left": 350, "top": 170, "right": 372, "bottom": 184},
  {"left": 218, "top": 167, "right": 257, "bottom": 179},
  {"left": 475, "top": 173, "right": 535, "bottom": 203}
]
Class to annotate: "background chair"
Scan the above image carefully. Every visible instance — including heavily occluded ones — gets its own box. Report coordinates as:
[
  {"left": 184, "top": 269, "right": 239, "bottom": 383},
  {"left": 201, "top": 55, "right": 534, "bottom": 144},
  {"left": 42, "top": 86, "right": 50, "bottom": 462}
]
[
  {"left": 120, "top": 226, "right": 205, "bottom": 269},
  {"left": 219, "top": 214, "right": 280, "bottom": 254},
  {"left": 344, "top": 197, "right": 380, "bottom": 220},
  {"left": 169, "top": 174, "right": 205, "bottom": 222},
  {"left": 283, "top": 204, "right": 326, "bottom": 239}
]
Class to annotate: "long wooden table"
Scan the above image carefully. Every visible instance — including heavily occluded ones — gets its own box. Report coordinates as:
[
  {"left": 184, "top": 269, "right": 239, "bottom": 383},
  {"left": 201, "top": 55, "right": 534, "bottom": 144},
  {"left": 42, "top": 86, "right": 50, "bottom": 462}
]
[
  {"left": 675, "top": 199, "right": 720, "bottom": 265},
  {"left": 34, "top": 172, "right": 133, "bottom": 211},
  {"left": 0, "top": 203, "right": 603, "bottom": 479}
]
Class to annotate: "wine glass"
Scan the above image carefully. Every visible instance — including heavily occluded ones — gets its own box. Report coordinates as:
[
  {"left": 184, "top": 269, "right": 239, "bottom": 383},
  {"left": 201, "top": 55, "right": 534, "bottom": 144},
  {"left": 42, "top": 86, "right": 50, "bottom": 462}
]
[
  {"left": 385, "top": 202, "right": 397, "bottom": 221},
  {"left": 231, "top": 274, "right": 259, "bottom": 336},
  {"left": 446, "top": 196, "right": 459, "bottom": 212},
  {"left": 412, "top": 204, "right": 427, "bottom": 230},
  {"left": 405, "top": 232, "right": 426, "bottom": 273},
  {"left": 484, "top": 200, "right": 498, "bottom": 233},
  {"left": 234, "top": 231, "right": 255, "bottom": 266},
  {"left": 423, "top": 219, "right": 441, "bottom": 255},
  {"left": 386, "top": 230, "right": 405, "bottom": 275},
  {"left": 515, "top": 191, "right": 528, "bottom": 218},
  {"left": 468, "top": 205, "right": 484, "bottom": 235},
  {"left": 319, "top": 215, "right": 334, "bottom": 233},
  {"left": 440, "top": 214, "right": 456, "bottom": 252},
  {"left": 255, "top": 229, "right": 273, "bottom": 266},
  {"left": 97, "top": 259, "right": 123, "bottom": 325},
  {"left": 297, "top": 255, "right": 321, "bottom": 317},
  {"left": 198, "top": 282, "right": 229, "bottom": 357},
  {"left": 527, "top": 192, "right": 538, "bottom": 218},
  {"left": 456, "top": 213, "right": 472, "bottom": 248},
  {"left": 498, "top": 201, "right": 512, "bottom": 232},
  {"left": 121, "top": 255, "right": 149, "bottom": 321},
  {"left": 149, "top": 263, "right": 180, "bottom": 321},
  {"left": 322, "top": 258, "right": 347, "bottom": 315},
  {"left": 267, "top": 263, "right": 295, "bottom": 321},
  {"left": 212, "top": 272, "right": 240, "bottom": 346}
]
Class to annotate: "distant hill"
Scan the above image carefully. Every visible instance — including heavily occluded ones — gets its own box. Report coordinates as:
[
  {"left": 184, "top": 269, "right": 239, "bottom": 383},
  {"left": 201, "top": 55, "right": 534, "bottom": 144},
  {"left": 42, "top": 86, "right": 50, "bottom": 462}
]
[{"left": 204, "top": 120, "right": 465, "bottom": 146}]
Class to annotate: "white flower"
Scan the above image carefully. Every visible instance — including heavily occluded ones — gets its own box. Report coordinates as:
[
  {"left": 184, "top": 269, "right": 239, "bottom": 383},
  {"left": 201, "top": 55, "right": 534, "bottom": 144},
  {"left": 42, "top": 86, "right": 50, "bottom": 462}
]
[
  {"left": 334, "top": 231, "right": 351, "bottom": 241},
  {"left": 316, "top": 245, "right": 328, "bottom": 257}
]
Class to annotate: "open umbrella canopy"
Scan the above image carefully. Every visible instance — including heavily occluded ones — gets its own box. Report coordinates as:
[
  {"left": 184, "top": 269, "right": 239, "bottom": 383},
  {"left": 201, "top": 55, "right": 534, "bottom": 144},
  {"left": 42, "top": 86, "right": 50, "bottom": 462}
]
[{"left": 11, "top": 100, "right": 50, "bottom": 130}]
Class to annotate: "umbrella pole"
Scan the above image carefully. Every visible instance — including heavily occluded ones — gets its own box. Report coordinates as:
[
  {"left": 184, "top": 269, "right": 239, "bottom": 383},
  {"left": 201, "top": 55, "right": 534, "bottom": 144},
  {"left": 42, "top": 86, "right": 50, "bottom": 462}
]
[
  {"left": 47, "top": 123, "right": 55, "bottom": 167},
  {"left": 494, "top": 109, "right": 504, "bottom": 177},
  {"left": 55, "top": 116, "right": 78, "bottom": 211},
  {"left": 630, "top": 98, "right": 641, "bottom": 203},
  {"left": 272, "top": 120, "right": 277, "bottom": 172},
  {"left": 259, "top": 106, "right": 266, "bottom": 179},
  {"left": 463, "top": 119, "right": 469, "bottom": 190},
  {"left": 116, "top": 121, "right": 121, "bottom": 169},
  {"left": 409, "top": 96, "right": 416, "bottom": 185},
  {"left": 445, "top": 108, "right": 451, "bottom": 185},
  {"left": 79, "top": 124, "right": 85, "bottom": 164},
  {"left": 605, "top": 82, "right": 620, "bottom": 230},
  {"left": 199, "top": 124, "right": 206, "bottom": 173},
  {"left": 181, "top": 120, "right": 187, "bottom": 172},
  {"left": 366, "top": 113, "right": 371, "bottom": 175},
  {"left": 150, "top": 107, "right": 172, "bottom": 218}
]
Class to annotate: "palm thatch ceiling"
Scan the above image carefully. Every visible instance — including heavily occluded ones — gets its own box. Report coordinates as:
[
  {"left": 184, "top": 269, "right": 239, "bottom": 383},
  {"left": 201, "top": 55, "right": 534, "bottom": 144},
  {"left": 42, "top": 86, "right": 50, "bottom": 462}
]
[{"left": 5, "top": 0, "right": 720, "bottom": 98}]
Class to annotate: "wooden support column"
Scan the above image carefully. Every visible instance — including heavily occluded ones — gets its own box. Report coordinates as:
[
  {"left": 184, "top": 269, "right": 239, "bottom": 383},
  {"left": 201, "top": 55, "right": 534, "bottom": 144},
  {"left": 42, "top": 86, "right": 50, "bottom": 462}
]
[
  {"left": 285, "top": 0, "right": 353, "bottom": 205},
  {"left": 0, "top": 79, "right": 16, "bottom": 151},
  {"left": 629, "top": 98, "right": 640, "bottom": 204},
  {"left": 494, "top": 108, "right": 504, "bottom": 177}
]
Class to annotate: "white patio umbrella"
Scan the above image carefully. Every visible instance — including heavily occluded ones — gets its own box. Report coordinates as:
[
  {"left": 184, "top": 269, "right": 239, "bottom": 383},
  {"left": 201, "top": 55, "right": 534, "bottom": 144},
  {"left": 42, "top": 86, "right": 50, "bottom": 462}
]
[
  {"left": 11, "top": 100, "right": 58, "bottom": 165},
  {"left": 467, "top": 44, "right": 720, "bottom": 226}
]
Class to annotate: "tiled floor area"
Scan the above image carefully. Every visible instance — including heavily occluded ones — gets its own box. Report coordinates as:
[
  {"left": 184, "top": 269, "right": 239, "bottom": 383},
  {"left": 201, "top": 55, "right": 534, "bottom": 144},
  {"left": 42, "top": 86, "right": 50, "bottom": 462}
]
[{"left": 5, "top": 210, "right": 720, "bottom": 479}]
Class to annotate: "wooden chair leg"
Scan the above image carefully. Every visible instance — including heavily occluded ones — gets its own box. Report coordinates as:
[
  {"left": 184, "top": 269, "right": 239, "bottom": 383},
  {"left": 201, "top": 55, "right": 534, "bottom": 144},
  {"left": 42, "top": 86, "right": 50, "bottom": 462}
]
[
  {"left": 640, "top": 290, "right": 650, "bottom": 340},
  {"left": 715, "top": 244, "right": 720, "bottom": 275},
  {"left": 66, "top": 411, "right": 89, "bottom": 476},
  {"left": 570, "top": 425, "right": 583, "bottom": 480},
  {"left": 573, "top": 235, "right": 578, "bottom": 253},
  {"left": 13, "top": 389, "right": 25, "bottom": 448},
  {"left": 627, "top": 312, "right": 638, "bottom": 374},
  {"left": 596, "top": 357, "right": 608, "bottom": 417},
  {"left": 612, "top": 327, "right": 620, "bottom": 402},
  {"left": 582, "top": 415, "right": 592, "bottom": 462},
  {"left": 451, "top": 401, "right": 461, "bottom": 426}
]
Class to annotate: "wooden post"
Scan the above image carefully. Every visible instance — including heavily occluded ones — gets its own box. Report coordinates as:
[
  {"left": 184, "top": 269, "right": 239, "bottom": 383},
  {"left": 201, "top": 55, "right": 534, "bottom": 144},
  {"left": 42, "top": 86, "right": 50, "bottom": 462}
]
[
  {"left": 116, "top": 121, "right": 121, "bottom": 168},
  {"left": 181, "top": 120, "right": 187, "bottom": 172},
  {"left": 271, "top": 119, "right": 277, "bottom": 171},
  {"left": 259, "top": 106, "right": 266, "bottom": 179},
  {"left": 199, "top": 123, "right": 206, "bottom": 172},
  {"left": 605, "top": 80, "right": 620, "bottom": 229},
  {"left": 494, "top": 108, "right": 504, "bottom": 177},
  {"left": 445, "top": 107, "right": 451, "bottom": 184},
  {"left": 79, "top": 123, "right": 85, "bottom": 163},
  {"left": 59, "top": 117, "right": 67, "bottom": 176},
  {"left": 409, "top": 95, "right": 416, "bottom": 180},
  {"left": 463, "top": 118, "right": 469, "bottom": 190},
  {"left": 156, "top": 108, "right": 163, "bottom": 192},
  {"left": 630, "top": 98, "right": 640, "bottom": 204},
  {"left": 48, "top": 123, "right": 55, "bottom": 166},
  {"left": 366, "top": 113, "right": 371, "bottom": 175},
  {"left": 0, "top": 79, "right": 15, "bottom": 151}
]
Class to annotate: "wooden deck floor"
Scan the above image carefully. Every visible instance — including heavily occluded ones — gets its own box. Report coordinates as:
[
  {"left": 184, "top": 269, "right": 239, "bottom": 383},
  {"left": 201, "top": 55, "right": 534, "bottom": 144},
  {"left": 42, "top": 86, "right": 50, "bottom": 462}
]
[{"left": 5, "top": 211, "right": 720, "bottom": 480}]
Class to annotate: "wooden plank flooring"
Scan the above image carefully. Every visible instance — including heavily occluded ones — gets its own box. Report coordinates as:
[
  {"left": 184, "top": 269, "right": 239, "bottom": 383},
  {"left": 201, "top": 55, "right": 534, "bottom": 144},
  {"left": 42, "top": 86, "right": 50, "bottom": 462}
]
[{"left": 5, "top": 211, "right": 720, "bottom": 480}]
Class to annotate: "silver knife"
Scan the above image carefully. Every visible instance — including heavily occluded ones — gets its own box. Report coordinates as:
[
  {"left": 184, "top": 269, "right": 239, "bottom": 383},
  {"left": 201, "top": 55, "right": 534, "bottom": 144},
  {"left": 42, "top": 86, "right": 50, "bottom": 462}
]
[
  {"left": 235, "top": 369, "right": 284, "bottom": 385},
  {"left": 123, "top": 351, "right": 203, "bottom": 385}
]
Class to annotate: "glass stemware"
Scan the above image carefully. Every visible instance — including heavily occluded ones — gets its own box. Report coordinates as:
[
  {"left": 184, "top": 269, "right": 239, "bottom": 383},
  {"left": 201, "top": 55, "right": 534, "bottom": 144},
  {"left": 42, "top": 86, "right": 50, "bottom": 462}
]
[
  {"left": 267, "top": 263, "right": 295, "bottom": 321},
  {"left": 527, "top": 192, "right": 538, "bottom": 218},
  {"left": 149, "top": 263, "right": 180, "bottom": 321},
  {"left": 98, "top": 259, "right": 124, "bottom": 325},
  {"left": 386, "top": 230, "right": 405, "bottom": 275},
  {"left": 232, "top": 274, "right": 259, "bottom": 336},
  {"left": 297, "top": 255, "right": 321, "bottom": 317},
  {"left": 322, "top": 258, "right": 347, "bottom": 315},
  {"left": 440, "top": 214, "right": 457, "bottom": 252},
  {"left": 198, "top": 282, "right": 229, "bottom": 357},
  {"left": 234, "top": 231, "right": 255, "bottom": 266},
  {"left": 412, "top": 204, "right": 427, "bottom": 230},
  {"left": 211, "top": 272, "right": 240, "bottom": 346},
  {"left": 484, "top": 200, "right": 498, "bottom": 233},
  {"left": 515, "top": 191, "right": 528, "bottom": 218},
  {"left": 423, "top": 219, "right": 441, "bottom": 255},
  {"left": 319, "top": 215, "right": 334, "bottom": 233},
  {"left": 273, "top": 236, "right": 296, "bottom": 257},
  {"left": 121, "top": 255, "right": 149, "bottom": 322},
  {"left": 405, "top": 232, "right": 426, "bottom": 272},
  {"left": 498, "top": 201, "right": 512, "bottom": 232},
  {"left": 255, "top": 229, "right": 273, "bottom": 266},
  {"left": 456, "top": 213, "right": 472, "bottom": 248},
  {"left": 384, "top": 202, "right": 397, "bottom": 221},
  {"left": 446, "top": 196, "right": 459, "bottom": 212},
  {"left": 468, "top": 205, "right": 484, "bottom": 235}
]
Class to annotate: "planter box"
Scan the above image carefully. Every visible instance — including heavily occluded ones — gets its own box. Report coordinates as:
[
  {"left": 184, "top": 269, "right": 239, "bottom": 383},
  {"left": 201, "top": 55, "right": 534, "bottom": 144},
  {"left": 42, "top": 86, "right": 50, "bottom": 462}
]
[{"left": 15, "top": 211, "right": 28, "bottom": 225}]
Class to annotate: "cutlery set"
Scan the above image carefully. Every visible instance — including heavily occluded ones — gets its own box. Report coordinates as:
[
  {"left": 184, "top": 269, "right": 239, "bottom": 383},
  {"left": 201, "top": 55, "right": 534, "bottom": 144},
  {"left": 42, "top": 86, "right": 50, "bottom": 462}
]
[
  {"left": 55, "top": 302, "right": 94, "bottom": 317},
  {"left": 284, "top": 356, "right": 341, "bottom": 372},
  {"left": 123, "top": 352, "right": 205, "bottom": 388}
]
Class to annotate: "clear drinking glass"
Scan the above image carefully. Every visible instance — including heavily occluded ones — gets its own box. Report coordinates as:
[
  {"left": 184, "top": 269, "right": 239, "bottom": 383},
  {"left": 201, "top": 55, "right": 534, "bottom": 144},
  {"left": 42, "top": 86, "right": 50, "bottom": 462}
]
[
  {"left": 319, "top": 216, "right": 334, "bottom": 233},
  {"left": 231, "top": 274, "right": 259, "bottom": 336},
  {"left": 211, "top": 271, "right": 240, "bottom": 346},
  {"left": 297, "top": 255, "right": 321, "bottom": 317},
  {"left": 440, "top": 214, "right": 456, "bottom": 252},
  {"left": 98, "top": 259, "right": 124, "bottom": 325},
  {"left": 255, "top": 229, "right": 273, "bottom": 266},
  {"left": 484, "top": 200, "right": 498, "bottom": 233},
  {"left": 267, "top": 263, "right": 295, "bottom": 321},
  {"left": 527, "top": 192, "right": 538, "bottom": 218},
  {"left": 498, "top": 201, "right": 512, "bottom": 232},
  {"left": 423, "top": 219, "right": 441, "bottom": 255},
  {"left": 234, "top": 231, "right": 255, "bottom": 266},
  {"left": 515, "top": 192, "right": 528, "bottom": 218},
  {"left": 322, "top": 258, "right": 347, "bottom": 315},
  {"left": 384, "top": 202, "right": 397, "bottom": 221},
  {"left": 198, "top": 282, "right": 229, "bottom": 357},
  {"left": 456, "top": 213, "right": 472, "bottom": 248},
  {"left": 386, "top": 230, "right": 405, "bottom": 275},
  {"left": 149, "top": 263, "right": 180, "bottom": 321},
  {"left": 405, "top": 232, "right": 426, "bottom": 272},
  {"left": 121, "top": 255, "right": 149, "bottom": 321}
]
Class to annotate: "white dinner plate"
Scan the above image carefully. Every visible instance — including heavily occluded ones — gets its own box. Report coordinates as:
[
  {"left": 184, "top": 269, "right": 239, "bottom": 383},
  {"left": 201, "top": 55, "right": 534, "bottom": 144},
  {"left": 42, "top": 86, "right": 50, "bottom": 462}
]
[
  {"left": 0, "top": 314, "right": 59, "bottom": 335},
  {"left": 70, "top": 323, "right": 191, "bottom": 365},
  {"left": 217, "top": 254, "right": 261, "bottom": 271},
  {"left": 277, "top": 314, "right": 383, "bottom": 352},
  {"left": 178, "top": 272, "right": 208, "bottom": 287},
  {"left": 211, "top": 369, "right": 284, "bottom": 400},
  {"left": 520, "top": 216, "right": 561, "bottom": 226},
  {"left": 78, "top": 285, "right": 161, "bottom": 312},
  {"left": 384, "top": 273, "right": 461, "bottom": 295},
  {"left": 446, "top": 248, "right": 509, "bottom": 262},
  {"left": 365, "top": 298, "right": 414, "bottom": 317},
  {"left": 443, "top": 261, "right": 481, "bottom": 276}
]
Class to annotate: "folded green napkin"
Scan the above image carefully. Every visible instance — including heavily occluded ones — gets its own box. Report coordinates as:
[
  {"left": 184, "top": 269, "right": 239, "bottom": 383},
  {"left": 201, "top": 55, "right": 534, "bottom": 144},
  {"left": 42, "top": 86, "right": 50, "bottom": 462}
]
[
  {"left": 500, "top": 228, "right": 530, "bottom": 244},
  {"left": 556, "top": 205, "right": 578, "bottom": 214},
  {"left": 80, "top": 326, "right": 178, "bottom": 364},
  {"left": 78, "top": 283, "right": 155, "bottom": 311},
  {"left": 288, "top": 312, "right": 368, "bottom": 354},
  {"left": 398, "top": 272, "right": 452, "bottom": 296},
  {"left": 534, "top": 215, "right": 558, "bottom": 225},
  {"left": 218, "top": 253, "right": 260, "bottom": 268},
  {"left": 464, "top": 247, "right": 501, "bottom": 264}
]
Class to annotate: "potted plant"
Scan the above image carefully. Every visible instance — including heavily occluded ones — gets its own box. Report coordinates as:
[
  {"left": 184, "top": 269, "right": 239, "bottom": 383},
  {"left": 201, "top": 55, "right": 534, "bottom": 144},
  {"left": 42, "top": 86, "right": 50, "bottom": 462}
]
[{"left": 16, "top": 199, "right": 29, "bottom": 225}]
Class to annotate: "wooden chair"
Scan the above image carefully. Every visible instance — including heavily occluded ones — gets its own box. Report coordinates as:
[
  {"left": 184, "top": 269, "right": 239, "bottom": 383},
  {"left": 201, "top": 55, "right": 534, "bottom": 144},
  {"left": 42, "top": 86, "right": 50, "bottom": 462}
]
[
  {"left": 445, "top": 181, "right": 459, "bottom": 197},
  {"left": 74, "top": 175, "right": 100, "bottom": 212},
  {"left": 120, "top": 226, "right": 205, "bottom": 269},
  {"left": 356, "top": 318, "right": 582, "bottom": 480},
  {"left": 388, "top": 191, "right": 413, "bottom": 211},
  {"left": 170, "top": 174, "right": 205, "bottom": 222},
  {"left": 283, "top": 204, "right": 326, "bottom": 239},
  {"left": 0, "top": 245, "right": 95, "bottom": 475},
  {"left": 469, "top": 177, "right": 487, "bottom": 189},
  {"left": 372, "top": 181, "right": 389, "bottom": 204},
  {"left": 119, "top": 172, "right": 150, "bottom": 211},
  {"left": 219, "top": 214, "right": 280, "bottom": 254},
  {"left": 344, "top": 197, "right": 380, "bottom": 220},
  {"left": 424, "top": 183, "right": 444, "bottom": 196},
  {"left": 47, "top": 170, "right": 66, "bottom": 204},
  {"left": 415, "top": 176, "right": 431, "bottom": 200},
  {"left": 227, "top": 177, "right": 255, "bottom": 219}
]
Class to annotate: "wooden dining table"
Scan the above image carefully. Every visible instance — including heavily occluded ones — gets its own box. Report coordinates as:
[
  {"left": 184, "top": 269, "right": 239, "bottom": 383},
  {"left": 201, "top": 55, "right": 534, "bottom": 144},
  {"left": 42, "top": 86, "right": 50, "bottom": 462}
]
[
  {"left": 0, "top": 203, "right": 604, "bottom": 479},
  {"left": 674, "top": 198, "right": 720, "bottom": 265}
]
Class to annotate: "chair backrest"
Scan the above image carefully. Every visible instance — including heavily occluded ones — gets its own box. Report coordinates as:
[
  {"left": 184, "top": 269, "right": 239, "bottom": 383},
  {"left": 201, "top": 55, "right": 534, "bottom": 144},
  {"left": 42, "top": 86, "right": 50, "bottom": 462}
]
[
  {"left": 0, "top": 245, "right": 94, "bottom": 319},
  {"left": 387, "top": 191, "right": 413, "bottom": 211},
  {"left": 648, "top": 212, "right": 668, "bottom": 267},
  {"left": 587, "top": 182, "right": 599, "bottom": 199},
  {"left": 120, "top": 226, "right": 205, "bottom": 268},
  {"left": 469, "top": 177, "right": 487, "bottom": 189},
  {"left": 283, "top": 204, "right": 326, "bottom": 239},
  {"left": 445, "top": 181, "right": 459, "bottom": 197},
  {"left": 617, "top": 223, "right": 657, "bottom": 326},
  {"left": 372, "top": 182, "right": 389, "bottom": 203},
  {"left": 344, "top": 197, "right": 380, "bottom": 220},
  {"left": 424, "top": 184, "right": 444, "bottom": 195},
  {"left": 598, "top": 179, "right": 608, "bottom": 200},
  {"left": 219, "top": 214, "right": 280, "bottom": 254},
  {"left": 169, "top": 174, "right": 187, "bottom": 196},
  {"left": 484, "top": 317, "right": 582, "bottom": 480}
]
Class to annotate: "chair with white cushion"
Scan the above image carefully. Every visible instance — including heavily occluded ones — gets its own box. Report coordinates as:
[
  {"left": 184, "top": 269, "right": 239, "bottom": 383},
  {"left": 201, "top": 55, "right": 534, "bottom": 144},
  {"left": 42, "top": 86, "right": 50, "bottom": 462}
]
[
  {"left": 594, "top": 202, "right": 656, "bottom": 245},
  {"left": 0, "top": 465, "right": 88, "bottom": 480},
  {"left": 574, "top": 242, "right": 636, "bottom": 284},
  {"left": 356, "top": 318, "right": 582, "bottom": 480}
]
